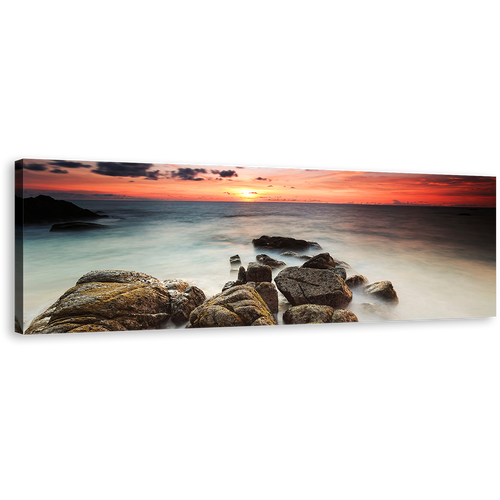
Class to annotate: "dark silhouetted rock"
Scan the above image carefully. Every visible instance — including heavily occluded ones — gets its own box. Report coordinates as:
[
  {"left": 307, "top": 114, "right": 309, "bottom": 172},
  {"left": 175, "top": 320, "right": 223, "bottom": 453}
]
[
  {"left": 15, "top": 316, "right": 22, "bottom": 334},
  {"left": 274, "top": 267, "right": 352, "bottom": 308},
  {"left": 252, "top": 235, "right": 321, "bottom": 252},
  {"left": 18, "top": 195, "right": 108, "bottom": 225},
  {"left": 50, "top": 222, "right": 107, "bottom": 232},
  {"left": 237, "top": 266, "right": 247, "bottom": 283}
]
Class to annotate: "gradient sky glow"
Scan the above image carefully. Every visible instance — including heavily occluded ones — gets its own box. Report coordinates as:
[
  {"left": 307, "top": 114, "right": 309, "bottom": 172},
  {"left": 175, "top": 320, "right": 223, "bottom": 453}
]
[{"left": 16, "top": 159, "right": 496, "bottom": 207}]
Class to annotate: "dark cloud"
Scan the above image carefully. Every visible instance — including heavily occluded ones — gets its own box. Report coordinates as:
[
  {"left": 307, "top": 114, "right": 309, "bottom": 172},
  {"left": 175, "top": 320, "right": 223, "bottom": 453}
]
[
  {"left": 254, "top": 177, "right": 268, "bottom": 181},
  {"left": 211, "top": 169, "right": 238, "bottom": 178},
  {"left": 49, "top": 160, "right": 91, "bottom": 169},
  {"left": 290, "top": 186, "right": 296, "bottom": 189},
  {"left": 24, "top": 164, "right": 47, "bottom": 172},
  {"left": 267, "top": 185, "right": 273, "bottom": 187},
  {"left": 92, "top": 162, "right": 156, "bottom": 179},
  {"left": 171, "top": 167, "right": 207, "bottom": 181},
  {"left": 393, "top": 200, "right": 403, "bottom": 204},
  {"left": 249, "top": 192, "right": 258, "bottom": 194},
  {"left": 145, "top": 170, "right": 161, "bottom": 180},
  {"left": 50, "top": 168, "right": 68, "bottom": 174},
  {"left": 236, "top": 167, "right": 245, "bottom": 169}
]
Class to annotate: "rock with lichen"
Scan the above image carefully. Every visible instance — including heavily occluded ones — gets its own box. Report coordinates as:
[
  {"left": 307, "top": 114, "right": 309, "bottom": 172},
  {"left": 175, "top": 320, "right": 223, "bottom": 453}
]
[
  {"left": 186, "top": 285, "right": 277, "bottom": 328},
  {"left": 330, "top": 309, "right": 358, "bottom": 323},
  {"left": 283, "top": 304, "right": 335, "bottom": 324},
  {"left": 25, "top": 270, "right": 171, "bottom": 334},
  {"left": 246, "top": 262, "right": 272, "bottom": 283}
]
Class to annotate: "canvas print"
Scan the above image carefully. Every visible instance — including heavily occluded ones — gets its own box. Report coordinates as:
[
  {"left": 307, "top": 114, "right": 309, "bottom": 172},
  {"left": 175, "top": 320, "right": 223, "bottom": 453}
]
[{"left": 15, "top": 159, "right": 496, "bottom": 334}]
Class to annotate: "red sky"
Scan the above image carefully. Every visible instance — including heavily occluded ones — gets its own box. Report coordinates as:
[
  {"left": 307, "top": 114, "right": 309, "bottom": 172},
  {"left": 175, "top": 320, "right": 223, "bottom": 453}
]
[{"left": 16, "top": 159, "right": 496, "bottom": 207}]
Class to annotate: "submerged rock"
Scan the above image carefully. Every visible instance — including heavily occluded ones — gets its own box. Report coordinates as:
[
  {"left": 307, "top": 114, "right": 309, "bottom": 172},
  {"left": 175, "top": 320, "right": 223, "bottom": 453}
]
[
  {"left": 187, "top": 285, "right": 277, "bottom": 328},
  {"left": 253, "top": 235, "right": 321, "bottom": 252},
  {"left": 363, "top": 281, "right": 399, "bottom": 305},
  {"left": 25, "top": 270, "right": 171, "bottom": 334},
  {"left": 301, "top": 252, "right": 336, "bottom": 270},
  {"left": 345, "top": 274, "right": 369, "bottom": 289},
  {"left": 359, "top": 302, "right": 400, "bottom": 321},
  {"left": 279, "top": 251, "right": 313, "bottom": 260},
  {"left": 230, "top": 255, "right": 241, "bottom": 266},
  {"left": 237, "top": 266, "right": 247, "bottom": 283},
  {"left": 274, "top": 267, "right": 353, "bottom": 308},
  {"left": 50, "top": 222, "right": 107, "bottom": 232},
  {"left": 256, "top": 254, "right": 287, "bottom": 269}
]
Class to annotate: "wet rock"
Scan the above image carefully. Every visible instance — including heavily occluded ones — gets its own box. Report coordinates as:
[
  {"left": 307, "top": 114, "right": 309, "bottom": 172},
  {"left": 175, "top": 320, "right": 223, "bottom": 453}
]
[
  {"left": 345, "top": 274, "right": 369, "bottom": 289},
  {"left": 253, "top": 235, "right": 321, "bottom": 252},
  {"left": 363, "top": 281, "right": 399, "bottom": 305},
  {"left": 333, "top": 267, "right": 347, "bottom": 280},
  {"left": 247, "top": 262, "right": 272, "bottom": 283},
  {"left": 246, "top": 281, "right": 279, "bottom": 314},
  {"left": 162, "top": 278, "right": 190, "bottom": 295},
  {"left": 274, "top": 267, "right": 352, "bottom": 308},
  {"left": 331, "top": 309, "right": 358, "bottom": 323},
  {"left": 187, "top": 285, "right": 277, "bottom": 328},
  {"left": 301, "top": 253, "right": 336, "bottom": 269},
  {"left": 283, "top": 304, "right": 334, "bottom": 324},
  {"left": 222, "top": 280, "right": 238, "bottom": 292},
  {"left": 256, "top": 254, "right": 287, "bottom": 269},
  {"left": 171, "top": 286, "right": 206, "bottom": 324},
  {"left": 359, "top": 302, "right": 400, "bottom": 321},
  {"left": 25, "top": 270, "right": 171, "bottom": 334},
  {"left": 237, "top": 266, "right": 247, "bottom": 283},
  {"left": 230, "top": 254, "right": 241, "bottom": 266},
  {"left": 50, "top": 222, "right": 107, "bottom": 232}
]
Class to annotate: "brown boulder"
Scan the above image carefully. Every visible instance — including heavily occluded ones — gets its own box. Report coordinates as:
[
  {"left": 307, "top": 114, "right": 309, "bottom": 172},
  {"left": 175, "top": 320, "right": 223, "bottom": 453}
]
[
  {"left": 345, "top": 275, "right": 369, "bottom": 289},
  {"left": 256, "top": 254, "right": 287, "bottom": 269},
  {"left": 25, "top": 270, "right": 171, "bottom": 334},
  {"left": 331, "top": 309, "right": 358, "bottom": 323},
  {"left": 246, "top": 262, "right": 272, "bottom": 282},
  {"left": 301, "top": 252, "right": 336, "bottom": 269},
  {"left": 171, "top": 286, "right": 206, "bottom": 324},
  {"left": 283, "top": 304, "right": 334, "bottom": 324},
  {"left": 363, "top": 281, "right": 399, "bottom": 305},
  {"left": 187, "top": 285, "right": 277, "bottom": 328}
]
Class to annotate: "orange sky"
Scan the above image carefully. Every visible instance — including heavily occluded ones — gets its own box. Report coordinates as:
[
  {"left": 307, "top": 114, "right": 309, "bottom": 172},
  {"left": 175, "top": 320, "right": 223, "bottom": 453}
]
[{"left": 16, "top": 159, "right": 496, "bottom": 207}]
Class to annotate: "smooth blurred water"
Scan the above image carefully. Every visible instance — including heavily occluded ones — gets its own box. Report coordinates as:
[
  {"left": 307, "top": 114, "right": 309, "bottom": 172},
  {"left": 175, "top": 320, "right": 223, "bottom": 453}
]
[{"left": 22, "top": 201, "right": 496, "bottom": 328}]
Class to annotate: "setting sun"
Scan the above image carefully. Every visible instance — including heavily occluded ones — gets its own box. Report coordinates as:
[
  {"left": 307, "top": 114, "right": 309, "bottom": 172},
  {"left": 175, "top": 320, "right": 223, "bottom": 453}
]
[{"left": 239, "top": 190, "right": 258, "bottom": 200}]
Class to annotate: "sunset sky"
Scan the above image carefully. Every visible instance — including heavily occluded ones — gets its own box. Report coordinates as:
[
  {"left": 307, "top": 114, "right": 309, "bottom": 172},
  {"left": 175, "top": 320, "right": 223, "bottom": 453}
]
[{"left": 16, "top": 159, "right": 496, "bottom": 207}]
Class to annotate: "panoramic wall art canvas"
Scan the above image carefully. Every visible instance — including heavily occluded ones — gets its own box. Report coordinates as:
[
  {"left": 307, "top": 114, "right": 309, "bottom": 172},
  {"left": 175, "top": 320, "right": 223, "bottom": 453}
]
[{"left": 15, "top": 159, "right": 496, "bottom": 334}]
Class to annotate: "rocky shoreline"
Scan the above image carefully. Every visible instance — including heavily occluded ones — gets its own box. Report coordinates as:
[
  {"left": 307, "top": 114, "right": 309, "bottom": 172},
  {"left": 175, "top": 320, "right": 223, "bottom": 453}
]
[{"left": 20, "top": 235, "right": 400, "bottom": 334}]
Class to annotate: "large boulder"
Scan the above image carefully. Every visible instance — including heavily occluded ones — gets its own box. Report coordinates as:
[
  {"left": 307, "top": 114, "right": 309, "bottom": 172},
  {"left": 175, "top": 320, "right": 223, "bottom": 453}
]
[
  {"left": 25, "top": 270, "right": 171, "bottom": 334},
  {"left": 256, "top": 254, "right": 287, "bottom": 269},
  {"left": 301, "top": 252, "right": 336, "bottom": 269},
  {"left": 274, "top": 267, "right": 352, "bottom": 308},
  {"left": 253, "top": 235, "right": 321, "bottom": 252},
  {"left": 363, "top": 281, "right": 399, "bottom": 305},
  {"left": 246, "top": 262, "right": 272, "bottom": 282},
  {"left": 187, "top": 285, "right": 277, "bottom": 328},
  {"left": 246, "top": 281, "right": 279, "bottom": 314}
]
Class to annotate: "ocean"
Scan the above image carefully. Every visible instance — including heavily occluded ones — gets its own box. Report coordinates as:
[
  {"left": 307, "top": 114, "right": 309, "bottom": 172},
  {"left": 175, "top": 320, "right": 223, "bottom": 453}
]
[{"left": 21, "top": 201, "right": 496, "bottom": 329}]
